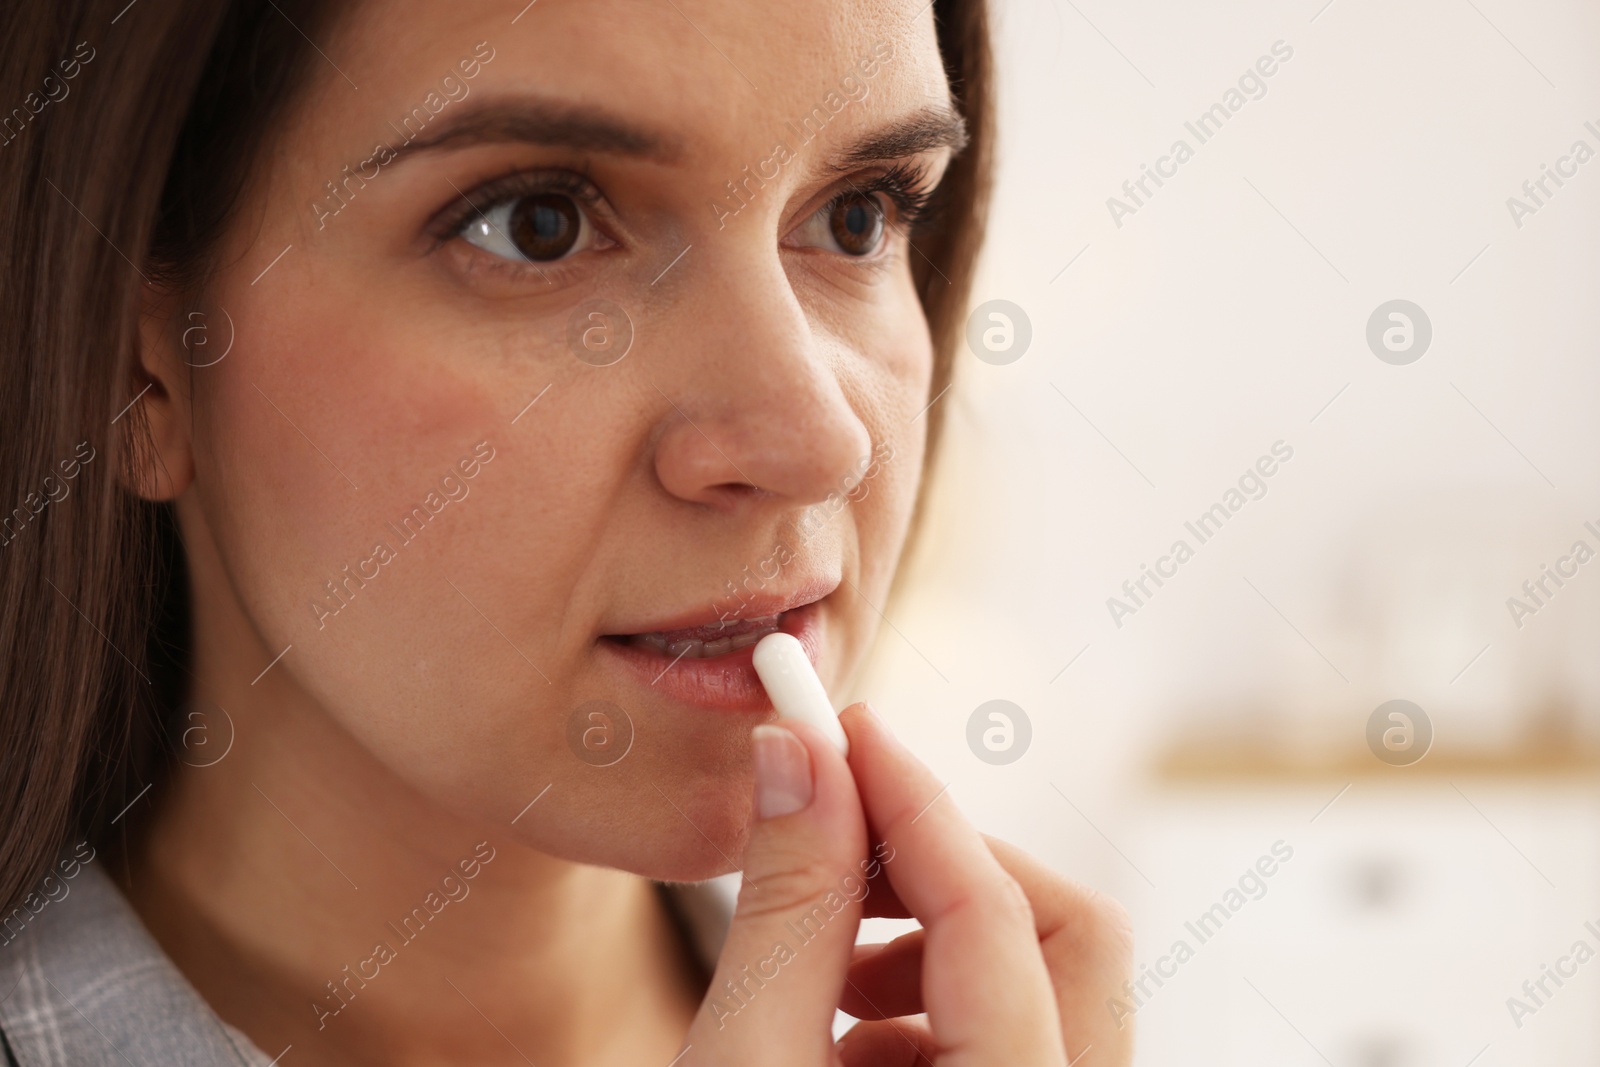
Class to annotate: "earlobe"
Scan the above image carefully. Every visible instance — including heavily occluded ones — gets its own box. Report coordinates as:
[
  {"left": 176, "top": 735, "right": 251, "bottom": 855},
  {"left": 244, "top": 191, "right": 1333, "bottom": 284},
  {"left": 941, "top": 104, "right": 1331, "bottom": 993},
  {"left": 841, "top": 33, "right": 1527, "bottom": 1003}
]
[{"left": 123, "top": 289, "right": 196, "bottom": 501}]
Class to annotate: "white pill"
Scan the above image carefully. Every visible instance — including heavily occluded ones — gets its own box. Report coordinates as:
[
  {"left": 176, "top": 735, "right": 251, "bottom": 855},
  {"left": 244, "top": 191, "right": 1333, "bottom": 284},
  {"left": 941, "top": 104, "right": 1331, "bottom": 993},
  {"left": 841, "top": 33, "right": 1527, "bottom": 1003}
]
[{"left": 752, "top": 632, "right": 849, "bottom": 756}]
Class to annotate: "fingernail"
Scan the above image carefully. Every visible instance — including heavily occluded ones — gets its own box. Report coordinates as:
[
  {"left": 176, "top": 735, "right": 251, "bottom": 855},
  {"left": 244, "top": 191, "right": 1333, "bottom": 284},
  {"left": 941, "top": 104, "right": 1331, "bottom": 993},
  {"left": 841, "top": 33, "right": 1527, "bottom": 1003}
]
[
  {"left": 850, "top": 942, "right": 889, "bottom": 964},
  {"left": 752, "top": 724, "right": 813, "bottom": 819}
]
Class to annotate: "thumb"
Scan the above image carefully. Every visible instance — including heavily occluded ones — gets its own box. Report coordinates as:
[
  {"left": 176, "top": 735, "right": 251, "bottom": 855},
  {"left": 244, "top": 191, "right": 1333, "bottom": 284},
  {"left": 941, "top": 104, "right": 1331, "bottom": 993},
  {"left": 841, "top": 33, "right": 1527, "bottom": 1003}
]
[{"left": 686, "top": 720, "right": 868, "bottom": 1063}]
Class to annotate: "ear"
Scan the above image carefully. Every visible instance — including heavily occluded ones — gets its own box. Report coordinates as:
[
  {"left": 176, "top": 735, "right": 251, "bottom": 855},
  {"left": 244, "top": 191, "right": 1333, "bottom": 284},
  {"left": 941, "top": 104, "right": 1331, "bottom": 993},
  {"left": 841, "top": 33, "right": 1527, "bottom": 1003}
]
[{"left": 124, "top": 285, "right": 197, "bottom": 501}]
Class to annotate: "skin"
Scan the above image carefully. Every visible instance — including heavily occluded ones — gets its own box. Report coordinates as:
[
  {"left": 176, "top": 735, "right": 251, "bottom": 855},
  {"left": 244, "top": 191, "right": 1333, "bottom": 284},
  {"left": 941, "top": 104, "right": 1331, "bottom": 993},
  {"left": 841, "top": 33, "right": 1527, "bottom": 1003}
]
[{"left": 123, "top": 0, "right": 1133, "bottom": 1063}]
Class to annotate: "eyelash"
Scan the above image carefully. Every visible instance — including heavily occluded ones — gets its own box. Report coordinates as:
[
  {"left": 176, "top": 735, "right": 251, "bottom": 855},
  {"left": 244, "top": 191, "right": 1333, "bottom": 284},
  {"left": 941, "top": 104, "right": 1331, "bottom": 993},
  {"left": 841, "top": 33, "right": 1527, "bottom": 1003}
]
[
  {"left": 430, "top": 168, "right": 609, "bottom": 247},
  {"left": 831, "top": 161, "right": 942, "bottom": 235},
  {"left": 430, "top": 160, "right": 945, "bottom": 267}
]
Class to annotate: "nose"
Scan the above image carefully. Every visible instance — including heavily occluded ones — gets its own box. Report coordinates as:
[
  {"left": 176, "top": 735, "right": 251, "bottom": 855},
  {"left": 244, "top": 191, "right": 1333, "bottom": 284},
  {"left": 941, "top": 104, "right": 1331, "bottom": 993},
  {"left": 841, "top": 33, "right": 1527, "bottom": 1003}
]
[{"left": 651, "top": 258, "right": 873, "bottom": 513}]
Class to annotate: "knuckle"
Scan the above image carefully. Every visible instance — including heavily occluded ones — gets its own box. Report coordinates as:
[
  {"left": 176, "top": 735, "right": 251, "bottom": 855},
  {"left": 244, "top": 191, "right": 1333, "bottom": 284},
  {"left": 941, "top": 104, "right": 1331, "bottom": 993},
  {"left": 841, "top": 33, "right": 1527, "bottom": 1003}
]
[
  {"left": 1089, "top": 890, "right": 1133, "bottom": 937},
  {"left": 992, "top": 871, "right": 1036, "bottom": 930},
  {"left": 737, "top": 851, "right": 849, "bottom": 923},
  {"left": 1088, "top": 891, "right": 1136, "bottom": 964},
  {"left": 1050, "top": 885, "right": 1134, "bottom": 969}
]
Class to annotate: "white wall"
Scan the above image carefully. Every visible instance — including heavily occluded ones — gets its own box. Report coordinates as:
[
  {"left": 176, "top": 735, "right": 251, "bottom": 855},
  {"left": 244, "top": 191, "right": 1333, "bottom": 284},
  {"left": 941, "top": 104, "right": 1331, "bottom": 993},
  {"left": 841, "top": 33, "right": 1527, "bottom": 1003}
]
[{"left": 859, "top": 1, "right": 1600, "bottom": 1060}]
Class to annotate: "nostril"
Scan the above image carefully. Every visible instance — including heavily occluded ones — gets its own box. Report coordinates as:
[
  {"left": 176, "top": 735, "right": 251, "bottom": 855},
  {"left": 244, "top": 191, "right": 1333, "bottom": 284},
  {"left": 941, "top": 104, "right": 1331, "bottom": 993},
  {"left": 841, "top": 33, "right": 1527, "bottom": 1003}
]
[{"left": 713, "top": 481, "right": 765, "bottom": 498}]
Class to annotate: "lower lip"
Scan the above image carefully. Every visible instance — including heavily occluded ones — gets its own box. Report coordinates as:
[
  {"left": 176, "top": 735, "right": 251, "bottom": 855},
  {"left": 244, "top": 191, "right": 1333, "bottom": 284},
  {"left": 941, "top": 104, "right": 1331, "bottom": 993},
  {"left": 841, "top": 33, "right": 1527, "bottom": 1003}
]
[{"left": 599, "top": 603, "right": 824, "bottom": 713}]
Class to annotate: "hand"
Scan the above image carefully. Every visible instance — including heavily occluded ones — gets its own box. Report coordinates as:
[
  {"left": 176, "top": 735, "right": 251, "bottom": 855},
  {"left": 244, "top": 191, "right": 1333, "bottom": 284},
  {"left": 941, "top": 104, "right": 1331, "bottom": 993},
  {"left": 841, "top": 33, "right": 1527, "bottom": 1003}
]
[{"left": 682, "top": 703, "right": 1134, "bottom": 1065}]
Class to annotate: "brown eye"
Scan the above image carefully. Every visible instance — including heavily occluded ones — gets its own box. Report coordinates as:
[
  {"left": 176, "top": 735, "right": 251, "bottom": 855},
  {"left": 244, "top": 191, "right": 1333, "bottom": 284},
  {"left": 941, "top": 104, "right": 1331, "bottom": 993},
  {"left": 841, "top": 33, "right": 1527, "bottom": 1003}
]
[
  {"left": 827, "top": 193, "right": 885, "bottom": 256},
  {"left": 508, "top": 194, "right": 582, "bottom": 261}
]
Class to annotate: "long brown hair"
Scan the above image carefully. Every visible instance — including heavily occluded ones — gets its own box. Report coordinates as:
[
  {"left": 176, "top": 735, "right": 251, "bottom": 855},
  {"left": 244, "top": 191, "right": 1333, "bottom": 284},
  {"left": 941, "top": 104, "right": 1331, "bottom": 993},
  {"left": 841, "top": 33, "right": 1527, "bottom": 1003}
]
[{"left": 0, "top": 0, "right": 992, "bottom": 916}]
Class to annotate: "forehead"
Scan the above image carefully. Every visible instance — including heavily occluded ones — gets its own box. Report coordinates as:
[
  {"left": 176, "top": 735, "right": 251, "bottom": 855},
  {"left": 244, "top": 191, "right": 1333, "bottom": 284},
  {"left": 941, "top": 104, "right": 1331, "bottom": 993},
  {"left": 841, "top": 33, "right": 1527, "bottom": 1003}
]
[{"left": 321, "top": 0, "right": 950, "bottom": 168}]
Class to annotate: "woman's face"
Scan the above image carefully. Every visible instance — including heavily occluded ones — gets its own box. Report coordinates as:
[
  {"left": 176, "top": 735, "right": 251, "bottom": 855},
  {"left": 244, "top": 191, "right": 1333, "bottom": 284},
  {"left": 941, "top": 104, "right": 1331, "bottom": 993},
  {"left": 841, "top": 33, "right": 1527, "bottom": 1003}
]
[{"left": 172, "top": 0, "right": 959, "bottom": 881}]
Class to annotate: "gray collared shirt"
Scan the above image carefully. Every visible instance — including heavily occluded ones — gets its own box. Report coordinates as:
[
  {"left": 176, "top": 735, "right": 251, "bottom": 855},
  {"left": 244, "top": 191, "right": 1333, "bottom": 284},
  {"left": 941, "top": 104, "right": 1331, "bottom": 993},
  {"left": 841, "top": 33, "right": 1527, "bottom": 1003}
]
[{"left": 0, "top": 857, "right": 736, "bottom": 1065}]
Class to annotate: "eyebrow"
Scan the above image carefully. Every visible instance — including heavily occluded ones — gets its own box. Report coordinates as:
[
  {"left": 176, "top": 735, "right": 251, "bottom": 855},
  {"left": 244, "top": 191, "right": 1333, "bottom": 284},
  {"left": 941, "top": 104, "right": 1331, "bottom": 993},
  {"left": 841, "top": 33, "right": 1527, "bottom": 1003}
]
[
  {"left": 385, "top": 100, "right": 679, "bottom": 165},
  {"left": 833, "top": 107, "right": 970, "bottom": 169},
  {"left": 367, "top": 98, "right": 965, "bottom": 175}
]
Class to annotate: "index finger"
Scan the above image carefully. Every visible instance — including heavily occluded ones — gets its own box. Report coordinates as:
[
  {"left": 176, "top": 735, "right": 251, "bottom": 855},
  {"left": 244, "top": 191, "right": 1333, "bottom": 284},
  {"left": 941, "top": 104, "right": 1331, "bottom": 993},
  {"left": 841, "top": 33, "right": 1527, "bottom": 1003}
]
[{"left": 840, "top": 703, "right": 1066, "bottom": 1065}]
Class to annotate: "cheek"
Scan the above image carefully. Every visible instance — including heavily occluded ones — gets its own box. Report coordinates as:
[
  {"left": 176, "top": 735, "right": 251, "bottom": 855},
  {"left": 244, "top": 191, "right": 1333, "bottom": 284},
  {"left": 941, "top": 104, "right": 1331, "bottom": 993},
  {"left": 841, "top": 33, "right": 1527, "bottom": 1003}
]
[
  {"left": 189, "top": 290, "right": 616, "bottom": 799},
  {"left": 853, "top": 434, "right": 923, "bottom": 595},
  {"left": 842, "top": 270, "right": 935, "bottom": 420},
  {"left": 194, "top": 296, "right": 490, "bottom": 613},
  {"left": 827, "top": 293, "right": 933, "bottom": 644},
  {"left": 843, "top": 284, "right": 933, "bottom": 526}
]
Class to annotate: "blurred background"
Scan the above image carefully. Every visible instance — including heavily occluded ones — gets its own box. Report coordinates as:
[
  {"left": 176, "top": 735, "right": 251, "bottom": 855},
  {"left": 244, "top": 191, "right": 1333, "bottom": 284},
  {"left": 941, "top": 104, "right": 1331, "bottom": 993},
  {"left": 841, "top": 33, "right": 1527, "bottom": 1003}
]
[{"left": 856, "top": 0, "right": 1600, "bottom": 1062}]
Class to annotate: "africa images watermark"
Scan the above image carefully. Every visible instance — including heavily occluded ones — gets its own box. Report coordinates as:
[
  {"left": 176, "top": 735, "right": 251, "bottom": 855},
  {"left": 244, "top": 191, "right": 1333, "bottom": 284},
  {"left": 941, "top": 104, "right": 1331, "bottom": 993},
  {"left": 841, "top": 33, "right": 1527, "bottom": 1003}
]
[
  {"left": 706, "top": 841, "right": 897, "bottom": 1030},
  {"left": 1105, "top": 440, "right": 1294, "bottom": 628},
  {"left": 1106, "top": 839, "right": 1295, "bottom": 1028},
  {"left": 1504, "top": 519, "right": 1599, "bottom": 630},
  {"left": 309, "top": 440, "right": 497, "bottom": 629},
  {"left": 1106, "top": 39, "right": 1295, "bottom": 228},
  {"left": 709, "top": 40, "right": 896, "bottom": 230},
  {"left": 1505, "top": 917, "right": 1600, "bottom": 1030},
  {"left": 1, "top": 440, "right": 96, "bottom": 549},
  {"left": 309, "top": 41, "right": 498, "bottom": 230},
  {"left": 0, "top": 40, "right": 96, "bottom": 149},
  {"left": 313, "top": 840, "right": 497, "bottom": 1030},
  {"left": 0, "top": 841, "right": 96, "bottom": 950},
  {"left": 707, "top": 440, "right": 894, "bottom": 629},
  {"left": 1504, "top": 119, "right": 1600, "bottom": 230}
]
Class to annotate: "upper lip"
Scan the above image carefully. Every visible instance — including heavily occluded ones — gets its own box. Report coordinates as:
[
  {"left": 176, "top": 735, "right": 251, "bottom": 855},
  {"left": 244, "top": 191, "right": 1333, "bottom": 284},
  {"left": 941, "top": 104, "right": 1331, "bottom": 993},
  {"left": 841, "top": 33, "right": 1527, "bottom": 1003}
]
[{"left": 602, "top": 574, "right": 839, "bottom": 639}]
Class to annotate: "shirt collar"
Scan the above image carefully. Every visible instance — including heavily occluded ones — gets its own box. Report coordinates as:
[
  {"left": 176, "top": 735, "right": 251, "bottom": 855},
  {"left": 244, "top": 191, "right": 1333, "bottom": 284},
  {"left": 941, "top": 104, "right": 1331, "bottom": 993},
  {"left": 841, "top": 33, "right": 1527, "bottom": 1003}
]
[
  {"left": 0, "top": 852, "right": 737, "bottom": 1065},
  {"left": 0, "top": 856, "right": 271, "bottom": 1067}
]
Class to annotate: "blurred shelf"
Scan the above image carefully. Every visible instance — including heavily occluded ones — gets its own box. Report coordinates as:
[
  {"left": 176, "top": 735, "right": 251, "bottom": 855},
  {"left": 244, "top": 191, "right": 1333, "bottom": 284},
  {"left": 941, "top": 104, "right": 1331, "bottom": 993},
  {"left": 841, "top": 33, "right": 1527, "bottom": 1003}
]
[{"left": 1153, "top": 740, "right": 1600, "bottom": 782}]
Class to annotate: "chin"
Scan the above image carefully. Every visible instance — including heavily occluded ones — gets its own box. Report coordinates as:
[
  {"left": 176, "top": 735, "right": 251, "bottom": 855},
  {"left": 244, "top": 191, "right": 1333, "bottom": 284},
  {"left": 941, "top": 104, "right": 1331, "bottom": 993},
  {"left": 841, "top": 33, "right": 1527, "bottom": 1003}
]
[
  {"left": 572, "top": 819, "right": 751, "bottom": 885},
  {"left": 499, "top": 764, "right": 756, "bottom": 884},
  {"left": 627, "top": 775, "right": 756, "bottom": 883},
  {"left": 637, "top": 842, "right": 747, "bottom": 885}
]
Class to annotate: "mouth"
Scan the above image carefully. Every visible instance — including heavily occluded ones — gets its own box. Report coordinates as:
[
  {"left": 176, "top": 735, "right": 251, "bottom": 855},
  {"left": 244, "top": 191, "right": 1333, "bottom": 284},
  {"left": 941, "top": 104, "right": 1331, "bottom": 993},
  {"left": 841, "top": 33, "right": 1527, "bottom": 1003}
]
[
  {"left": 598, "top": 581, "right": 834, "bottom": 712},
  {"left": 616, "top": 612, "right": 785, "bottom": 660}
]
